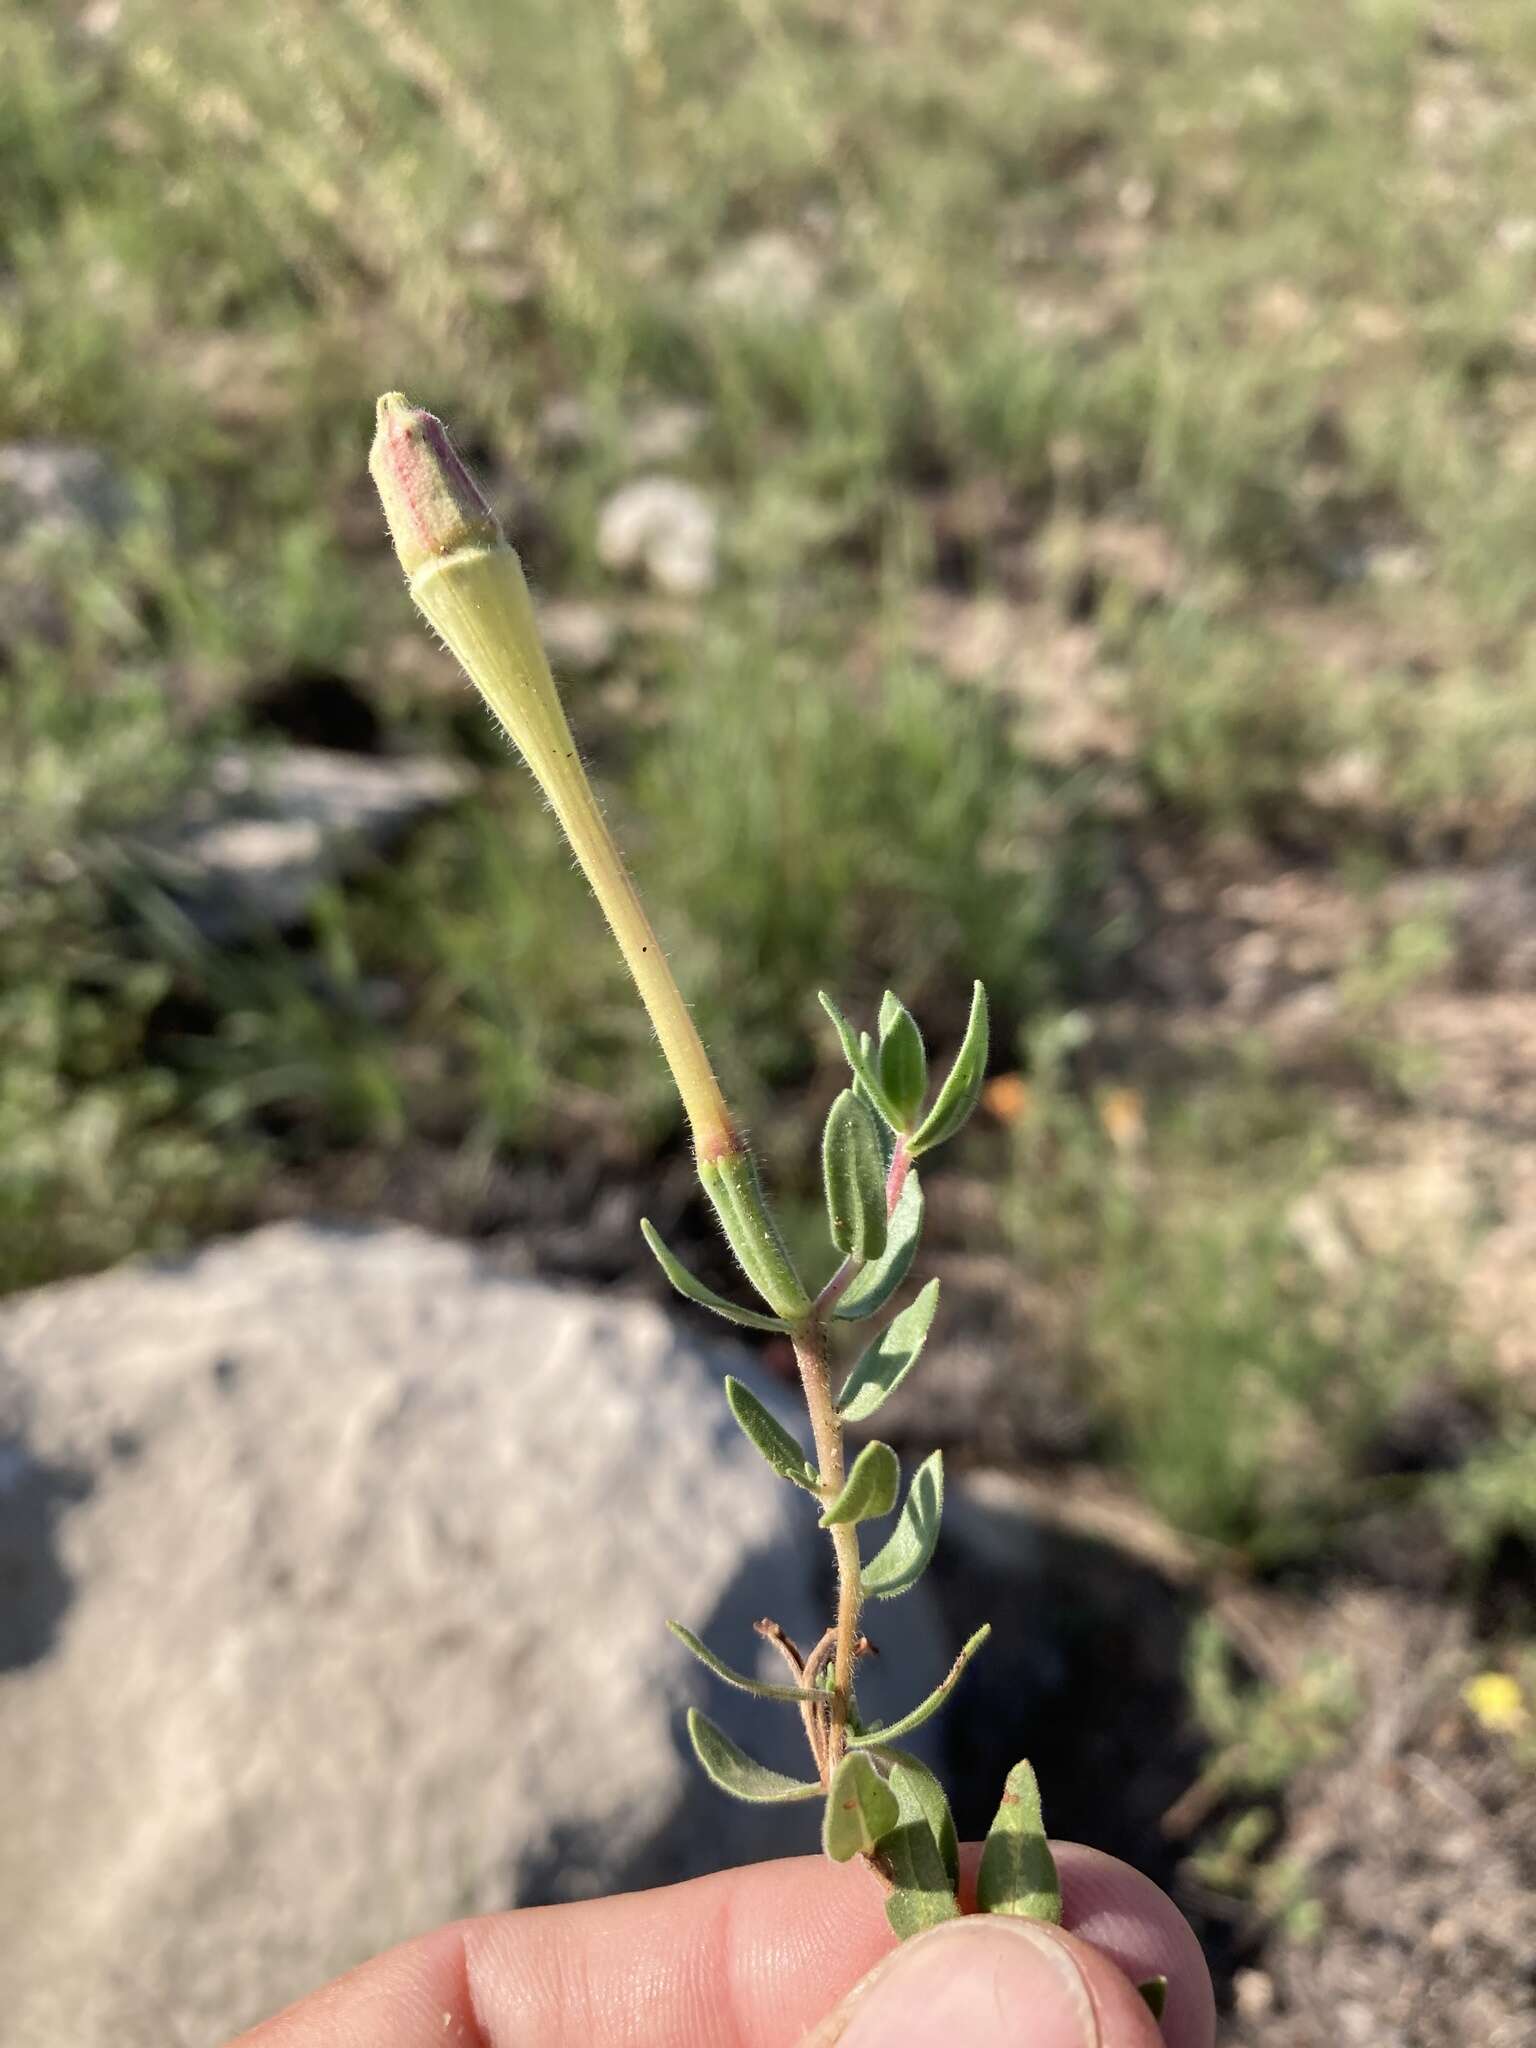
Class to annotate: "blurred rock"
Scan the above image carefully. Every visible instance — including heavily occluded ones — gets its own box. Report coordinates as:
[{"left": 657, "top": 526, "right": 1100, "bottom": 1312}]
[
  {"left": 143, "top": 745, "right": 471, "bottom": 939},
  {"left": 625, "top": 399, "right": 708, "bottom": 465},
  {"left": 0, "top": 442, "right": 137, "bottom": 646},
  {"left": 1454, "top": 863, "right": 1536, "bottom": 990},
  {"left": 0, "top": 442, "right": 132, "bottom": 548},
  {"left": 597, "top": 476, "right": 718, "bottom": 597},
  {"left": 538, "top": 596, "right": 620, "bottom": 675},
  {"left": 0, "top": 1222, "right": 946, "bottom": 2047},
  {"left": 702, "top": 232, "right": 822, "bottom": 319}
]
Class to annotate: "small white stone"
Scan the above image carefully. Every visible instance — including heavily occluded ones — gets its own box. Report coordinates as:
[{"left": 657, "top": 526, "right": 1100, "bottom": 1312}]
[{"left": 597, "top": 477, "right": 718, "bottom": 597}]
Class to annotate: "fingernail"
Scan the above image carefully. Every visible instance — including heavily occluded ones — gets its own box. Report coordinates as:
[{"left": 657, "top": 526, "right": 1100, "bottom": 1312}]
[{"left": 811, "top": 1918, "right": 1098, "bottom": 2048}]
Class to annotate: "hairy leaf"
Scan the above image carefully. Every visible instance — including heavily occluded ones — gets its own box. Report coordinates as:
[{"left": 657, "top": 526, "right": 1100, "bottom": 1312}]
[
  {"left": 699, "top": 1151, "right": 810, "bottom": 1321},
  {"left": 862, "top": 1450, "right": 944, "bottom": 1599},
  {"left": 834, "top": 1170, "right": 923, "bottom": 1321},
  {"left": 686, "top": 1709, "right": 824, "bottom": 1803},
  {"left": 910, "top": 981, "right": 988, "bottom": 1158},
  {"left": 819, "top": 1439, "right": 900, "bottom": 1528},
  {"left": 819, "top": 991, "right": 901, "bottom": 1129},
  {"left": 877, "top": 992, "right": 928, "bottom": 1131},
  {"left": 822, "top": 1752, "right": 900, "bottom": 1862},
  {"left": 880, "top": 1756, "right": 961, "bottom": 1938},
  {"left": 667, "top": 1622, "right": 817, "bottom": 1703},
  {"left": 879, "top": 1749, "right": 959, "bottom": 1891},
  {"left": 822, "top": 1089, "right": 888, "bottom": 1263},
  {"left": 641, "top": 1220, "right": 789, "bottom": 1333},
  {"left": 848, "top": 1625, "right": 990, "bottom": 1748},
  {"left": 976, "top": 1759, "right": 1063, "bottom": 1923},
  {"left": 724, "top": 1376, "right": 818, "bottom": 1492},
  {"left": 852, "top": 1027, "right": 884, "bottom": 1126},
  {"left": 837, "top": 1280, "right": 940, "bottom": 1422}
]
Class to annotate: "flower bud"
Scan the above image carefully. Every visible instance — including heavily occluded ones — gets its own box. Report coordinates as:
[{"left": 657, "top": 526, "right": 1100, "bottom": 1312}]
[{"left": 369, "top": 391, "right": 502, "bottom": 579}]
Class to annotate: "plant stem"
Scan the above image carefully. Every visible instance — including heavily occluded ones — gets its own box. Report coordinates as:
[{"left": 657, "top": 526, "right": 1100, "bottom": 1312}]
[
  {"left": 795, "top": 1136, "right": 914, "bottom": 1771},
  {"left": 791, "top": 1318, "right": 861, "bottom": 1767}
]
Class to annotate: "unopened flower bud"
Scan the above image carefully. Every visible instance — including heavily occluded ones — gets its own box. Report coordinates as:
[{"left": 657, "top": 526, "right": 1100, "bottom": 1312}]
[{"left": 369, "top": 391, "right": 502, "bottom": 579}]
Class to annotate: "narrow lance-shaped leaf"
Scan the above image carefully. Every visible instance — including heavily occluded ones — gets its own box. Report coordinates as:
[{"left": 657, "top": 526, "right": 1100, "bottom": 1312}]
[
  {"left": 838, "top": 1279, "right": 940, "bottom": 1422},
  {"left": 847, "top": 1624, "right": 990, "bottom": 1749},
  {"left": 686, "top": 1709, "right": 824, "bottom": 1804},
  {"left": 700, "top": 1151, "right": 810, "bottom": 1321},
  {"left": 862, "top": 1450, "right": 944, "bottom": 1600},
  {"left": 852, "top": 1028, "right": 884, "bottom": 1126},
  {"left": 667, "top": 1623, "right": 817, "bottom": 1703},
  {"left": 822, "top": 1089, "right": 888, "bottom": 1264},
  {"left": 877, "top": 991, "right": 928, "bottom": 1131},
  {"left": 909, "top": 980, "right": 988, "bottom": 1158},
  {"left": 724, "top": 1376, "right": 818, "bottom": 1493},
  {"left": 879, "top": 1756, "right": 961, "bottom": 1939},
  {"left": 819, "top": 992, "right": 901, "bottom": 1129},
  {"left": 834, "top": 1170, "right": 923, "bottom": 1321},
  {"left": 822, "top": 1752, "right": 900, "bottom": 1862},
  {"left": 819, "top": 1440, "right": 900, "bottom": 1528},
  {"left": 641, "top": 1221, "right": 789, "bottom": 1333},
  {"left": 976, "top": 1759, "right": 1063, "bottom": 1923}
]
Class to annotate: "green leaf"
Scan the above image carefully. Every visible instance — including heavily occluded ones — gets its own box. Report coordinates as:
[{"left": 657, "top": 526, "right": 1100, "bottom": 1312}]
[
  {"left": 976, "top": 1759, "right": 1063, "bottom": 1923},
  {"left": 862, "top": 1450, "right": 944, "bottom": 1599},
  {"left": 724, "top": 1376, "right": 818, "bottom": 1493},
  {"left": 837, "top": 1279, "right": 940, "bottom": 1422},
  {"left": 847, "top": 1625, "right": 990, "bottom": 1748},
  {"left": 834, "top": 1170, "right": 923, "bottom": 1321},
  {"left": 877, "top": 992, "right": 928, "bottom": 1131},
  {"left": 879, "top": 1749, "right": 959, "bottom": 1890},
  {"left": 822, "top": 1752, "right": 900, "bottom": 1862},
  {"left": 641, "top": 1221, "right": 790, "bottom": 1333},
  {"left": 852, "top": 1028, "right": 884, "bottom": 1125},
  {"left": 910, "top": 981, "right": 988, "bottom": 1158},
  {"left": 819, "top": 1439, "right": 900, "bottom": 1527},
  {"left": 686, "top": 1709, "right": 824, "bottom": 1804},
  {"left": 1137, "top": 1977, "right": 1168, "bottom": 2022},
  {"left": 822, "top": 1089, "right": 888, "bottom": 1264},
  {"left": 819, "top": 992, "right": 901, "bottom": 1128},
  {"left": 667, "top": 1623, "right": 817, "bottom": 1703},
  {"left": 880, "top": 1756, "right": 962, "bottom": 1938},
  {"left": 699, "top": 1152, "right": 810, "bottom": 1321}
]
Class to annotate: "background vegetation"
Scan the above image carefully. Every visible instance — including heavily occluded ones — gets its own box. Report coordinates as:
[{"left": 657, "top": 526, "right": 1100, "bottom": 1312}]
[{"left": 7, "top": 0, "right": 1536, "bottom": 1994}]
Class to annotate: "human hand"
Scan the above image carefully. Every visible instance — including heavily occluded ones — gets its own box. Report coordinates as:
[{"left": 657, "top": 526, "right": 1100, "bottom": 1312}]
[{"left": 233, "top": 1840, "right": 1214, "bottom": 2048}]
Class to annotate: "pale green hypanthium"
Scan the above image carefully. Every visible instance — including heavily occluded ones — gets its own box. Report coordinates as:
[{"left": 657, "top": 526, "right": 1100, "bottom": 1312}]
[{"left": 370, "top": 392, "right": 1070, "bottom": 1943}]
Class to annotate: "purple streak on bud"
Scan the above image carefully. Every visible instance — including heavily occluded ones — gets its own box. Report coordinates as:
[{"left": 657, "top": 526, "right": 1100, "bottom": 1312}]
[{"left": 370, "top": 391, "right": 502, "bottom": 578}]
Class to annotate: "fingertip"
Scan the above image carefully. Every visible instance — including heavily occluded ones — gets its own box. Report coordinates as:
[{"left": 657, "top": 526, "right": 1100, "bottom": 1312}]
[
  {"left": 1054, "top": 1845, "right": 1215, "bottom": 2048},
  {"left": 799, "top": 1916, "right": 1167, "bottom": 2048}
]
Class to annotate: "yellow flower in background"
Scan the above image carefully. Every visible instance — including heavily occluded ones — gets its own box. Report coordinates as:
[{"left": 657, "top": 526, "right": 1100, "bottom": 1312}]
[{"left": 1462, "top": 1671, "right": 1528, "bottom": 1737}]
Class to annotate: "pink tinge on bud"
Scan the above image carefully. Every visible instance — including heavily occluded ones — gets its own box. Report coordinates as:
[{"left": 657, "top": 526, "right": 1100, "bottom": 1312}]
[{"left": 370, "top": 391, "right": 502, "bottom": 578}]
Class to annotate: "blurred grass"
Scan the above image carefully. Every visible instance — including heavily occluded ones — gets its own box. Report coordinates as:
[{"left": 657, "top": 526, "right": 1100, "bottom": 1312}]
[{"left": 5, "top": 0, "right": 1536, "bottom": 1556}]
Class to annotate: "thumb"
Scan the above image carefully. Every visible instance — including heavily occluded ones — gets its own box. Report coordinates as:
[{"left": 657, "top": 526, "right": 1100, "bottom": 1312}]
[{"left": 799, "top": 1915, "right": 1167, "bottom": 2048}]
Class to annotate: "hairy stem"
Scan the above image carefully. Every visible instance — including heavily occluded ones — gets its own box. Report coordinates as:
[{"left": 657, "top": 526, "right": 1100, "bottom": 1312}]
[
  {"left": 791, "top": 1319, "right": 860, "bottom": 1768},
  {"left": 795, "top": 1136, "right": 914, "bottom": 1773}
]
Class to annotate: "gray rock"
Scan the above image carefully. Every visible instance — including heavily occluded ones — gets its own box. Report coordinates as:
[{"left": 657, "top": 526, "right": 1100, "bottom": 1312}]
[
  {"left": 702, "top": 232, "right": 822, "bottom": 319},
  {"left": 625, "top": 400, "right": 708, "bottom": 466},
  {"left": 142, "top": 745, "right": 471, "bottom": 939},
  {"left": 0, "top": 443, "right": 132, "bottom": 548},
  {"left": 538, "top": 597, "right": 620, "bottom": 675},
  {"left": 0, "top": 443, "right": 137, "bottom": 646},
  {"left": 597, "top": 476, "right": 719, "bottom": 597},
  {"left": 1454, "top": 862, "right": 1536, "bottom": 990},
  {"left": 0, "top": 1223, "right": 945, "bottom": 2047}
]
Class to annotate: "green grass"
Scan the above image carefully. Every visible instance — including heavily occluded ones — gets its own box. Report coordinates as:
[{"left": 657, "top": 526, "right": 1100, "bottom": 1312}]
[
  {"left": 1002, "top": 1041, "right": 1490, "bottom": 1561},
  {"left": 5, "top": 0, "right": 1536, "bottom": 1593}
]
